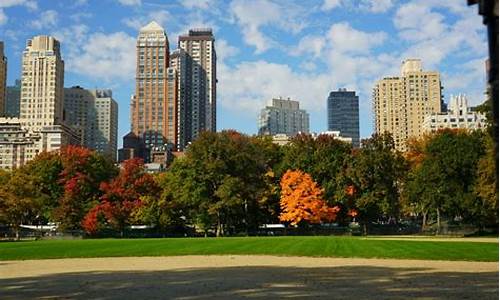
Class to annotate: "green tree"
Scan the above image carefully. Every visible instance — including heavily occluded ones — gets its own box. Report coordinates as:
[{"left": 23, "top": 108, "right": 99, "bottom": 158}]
[
  {"left": 164, "top": 131, "right": 280, "bottom": 236},
  {"left": 280, "top": 133, "right": 352, "bottom": 205},
  {"left": 404, "top": 129, "right": 487, "bottom": 232},
  {"left": 343, "top": 133, "right": 407, "bottom": 232},
  {"left": 0, "top": 170, "right": 42, "bottom": 239}
]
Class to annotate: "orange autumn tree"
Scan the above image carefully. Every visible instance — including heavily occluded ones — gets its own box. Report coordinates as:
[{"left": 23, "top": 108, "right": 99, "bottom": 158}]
[{"left": 279, "top": 170, "right": 340, "bottom": 225}]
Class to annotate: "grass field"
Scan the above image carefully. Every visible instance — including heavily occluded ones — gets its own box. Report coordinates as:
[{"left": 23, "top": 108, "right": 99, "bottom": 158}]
[{"left": 0, "top": 236, "right": 497, "bottom": 261}]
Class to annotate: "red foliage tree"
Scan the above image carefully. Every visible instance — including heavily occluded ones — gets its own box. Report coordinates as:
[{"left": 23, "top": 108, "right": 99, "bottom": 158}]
[{"left": 83, "top": 158, "right": 158, "bottom": 236}]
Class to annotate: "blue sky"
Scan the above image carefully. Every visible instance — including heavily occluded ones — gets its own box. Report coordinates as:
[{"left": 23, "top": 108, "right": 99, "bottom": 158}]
[{"left": 0, "top": 0, "right": 488, "bottom": 146}]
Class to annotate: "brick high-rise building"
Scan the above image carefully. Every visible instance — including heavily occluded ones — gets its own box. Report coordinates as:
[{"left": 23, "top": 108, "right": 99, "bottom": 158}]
[
  {"left": 0, "top": 41, "right": 7, "bottom": 116},
  {"left": 373, "top": 59, "right": 443, "bottom": 151},
  {"left": 131, "top": 21, "right": 172, "bottom": 152},
  {"left": 178, "top": 28, "right": 217, "bottom": 142}
]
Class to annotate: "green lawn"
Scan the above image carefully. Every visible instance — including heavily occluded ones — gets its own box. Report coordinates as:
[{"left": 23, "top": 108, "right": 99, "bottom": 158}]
[{"left": 0, "top": 236, "right": 497, "bottom": 261}]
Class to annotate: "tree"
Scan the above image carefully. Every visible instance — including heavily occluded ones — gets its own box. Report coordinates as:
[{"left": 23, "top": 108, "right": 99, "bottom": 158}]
[
  {"left": 403, "top": 129, "right": 487, "bottom": 232},
  {"left": 54, "top": 146, "right": 117, "bottom": 231},
  {"left": 280, "top": 133, "right": 352, "bottom": 205},
  {"left": 82, "top": 158, "right": 158, "bottom": 236},
  {"left": 342, "top": 133, "right": 407, "bottom": 231},
  {"left": 164, "top": 131, "right": 281, "bottom": 237},
  {"left": 279, "top": 170, "right": 340, "bottom": 226},
  {"left": 0, "top": 170, "right": 42, "bottom": 239}
]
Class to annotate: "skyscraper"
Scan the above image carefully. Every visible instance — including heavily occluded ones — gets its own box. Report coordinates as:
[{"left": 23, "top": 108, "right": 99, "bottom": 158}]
[
  {"left": 20, "top": 36, "right": 65, "bottom": 130},
  {"left": 64, "top": 87, "right": 118, "bottom": 160},
  {"left": 178, "top": 28, "right": 217, "bottom": 141},
  {"left": 131, "top": 21, "right": 172, "bottom": 152},
  {"left": 6, "top": 79, "right": 21, "bottom": 117},
  {"left": 258, "top": 97, "right": 309, "bottom": 136},
  {"left": 327, "top": 88, "right": 360, "bottom": 148},
  {"left": 0, "top": 41, "right": 7, "bottom": 116},
  {"left": 0, "top": 36, "right": 78, "bottom": 169},
  {"left": 170, "top": 48, "right": 191, "bottom": 150},
  {"left": 373, "top": 59, "right": 442, "bottom": 151}
]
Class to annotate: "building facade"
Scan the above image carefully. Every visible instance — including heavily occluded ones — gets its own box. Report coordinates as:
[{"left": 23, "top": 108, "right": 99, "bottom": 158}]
[
  {"left": 6, "top": 79, "right": 21, "bottom": 117},
  {"left": 178, "top": 29, "right": 217, "bottom": 141},
  {"left": 327, "top": 88, "right": 360, "bottom": 147},
  {"left": 0, "top": 36, "right": 81, "bottom": 169},
  {"left": 20, "top": 36, "right": 65, "bottom": 130},
  {"left": 258, "top": 97, "right": 309, "bottom": 136},
  {"left": 169, "top": 48, "right": 191, "bottom": 150},
  {"left": 131, "top": 21, "right": 171, "bottom": 151},
  {"left": 422, "top": 94, "right": 487, "bottom": 132},
  {"left": 0, "top": 41, "right": 6, "bottom": 116},
  {"left": 64, "top": 86, "right": 118, "bottom": 160},
  {"left": 373, "top": 59, "right": 443, "bottom": 151}
]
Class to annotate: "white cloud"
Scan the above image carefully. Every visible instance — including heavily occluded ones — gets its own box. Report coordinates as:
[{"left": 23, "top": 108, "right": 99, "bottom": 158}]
[
  {"left": 394, "top": 3, "right": 446, "bottom": 42},
  {"left": 0, "top": 0, "right": 37, "bottom": 10},
  {"left": 216, "top": 39, "right": 239, "bottom": 63},
  {"left": 181, "top": 0, "right": 211, "bottom": 10},
  {"left": 30, "top": 10, "right": 58, "bottom": 29},
  {"left": 219, "top": 60, "right": 331, "bottom": 114},
  {"left": 0, "top": 9, "right": 7, "bottom": 25},
  {"left": 292, "top": 35, "right": 325, "bottom": 58},
  {"left": 229, "top": 0, "right": 306, "bottom": 53},
  {"left": 0, "top": 0, "right": 36, "bottom": 26},
  {"left": 321, "top": 0, "right": 341, "bottom": 11},
  {"left": 117, "top": 0, "right": 141, "bottom": 6},
  {"left": 442, "top": 58, "right": 488, "bottom": 106},
  {"left": 123, "top": 10, "right": 172, "bottom": 31},
  {"left": 395, "top": 1, "right": 486, "bottom": 68},
  {"left": 328, "top": 22, "right": 387, "bottom": 54},
  {"left": 53, "top": 25, "right": 136, "bottom": 83},
  {"left": 359, "top": 0, "right": 393, "bottom": 13}
]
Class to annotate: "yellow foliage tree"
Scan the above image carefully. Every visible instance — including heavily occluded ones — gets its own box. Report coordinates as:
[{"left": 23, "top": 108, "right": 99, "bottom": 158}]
[{"left": 279, "top": 170, "right": 340, "bottom": 225}]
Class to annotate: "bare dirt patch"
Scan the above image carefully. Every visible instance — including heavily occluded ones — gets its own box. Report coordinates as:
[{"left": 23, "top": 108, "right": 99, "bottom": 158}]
[{"left": 1, "top": 256, "right": 498, "bottom": 299}]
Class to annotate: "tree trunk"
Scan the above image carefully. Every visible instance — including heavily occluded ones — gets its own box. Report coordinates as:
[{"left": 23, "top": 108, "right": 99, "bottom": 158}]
[
  {"left": 422, "top": 211, "right": 427, "bottom": 232},
  {"left": 436, "top": 208, "right": 441, "bottom": 235},
  {"left": 216, "top": 212, "right": 222, "bottom": 237},
  {"left": 15, "top": 227, "right": 20, "bottom": 241}
]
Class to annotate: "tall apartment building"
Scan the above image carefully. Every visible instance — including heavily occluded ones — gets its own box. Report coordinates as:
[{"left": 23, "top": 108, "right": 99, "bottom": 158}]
[
  {"left": 327, "top": 88, "right": 360, "bottom": 147},
  {"left": 178, "top": 29, "right": 217, "bottom": 141},
  {"left": 0, "top": 36, "right": 79, "bottom": 170},
  {"left": 6, "top": 79, "right": 21, "bottom": 117},
  {"left": 64, "top": 86, "right": 93, "bottom": 145},
  {"left": 64, "top": 86, "right": 118, "bottom": 160},
  {"left": 422, "top": 94, "right": 487, "bottom": 132},
  {"left": 130, "top": 21, "right": 171, "bottom": 152},
  {"left": 0, "top": 41, "right": 7, "bottom": 116},
  {"left": 170, "top": 48, "right": 191, "bottom": 150},
  {"left": 20, "top": 36, "right": 65, "bottom": 130},
  {"left": 258, "top": 97, "right": 309, "bottom": 136},
  {"left": 373, "top": 59, "right": 442, "bottom": 151},
  {"left": 90, "top": 89, "right": 118, "bottom": 160}
]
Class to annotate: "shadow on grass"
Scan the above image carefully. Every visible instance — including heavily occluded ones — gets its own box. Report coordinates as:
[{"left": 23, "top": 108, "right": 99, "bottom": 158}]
[{"left": 1, "top": 266, "right": 498, "bottom": 299}]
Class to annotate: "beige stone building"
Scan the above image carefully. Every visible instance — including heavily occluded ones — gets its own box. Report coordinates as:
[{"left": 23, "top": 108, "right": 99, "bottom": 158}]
[
  {"left": 0, "top": 41, "right": 7, "bottom": 116},
  {"left": 373, "top": 59, "right": 442, "bottom": 151},
  {"left": 422, "top": 94, "right": 487, "bottom": 132},
  {"left": 0, "top": 36, "right": 80, "bottom": 169},
  {"left": 20, "top": 36, "right": 65, "bottom": 130}
]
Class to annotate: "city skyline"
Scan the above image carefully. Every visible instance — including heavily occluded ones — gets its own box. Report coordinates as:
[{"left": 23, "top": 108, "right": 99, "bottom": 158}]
[{"left": 0, "top": 0, "right": 488, "bottom": 147}]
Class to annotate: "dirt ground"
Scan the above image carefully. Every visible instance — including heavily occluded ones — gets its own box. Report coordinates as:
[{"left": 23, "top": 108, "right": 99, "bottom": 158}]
[{"left": 1, "top": 255, "right": 498, "bottom": 299}]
